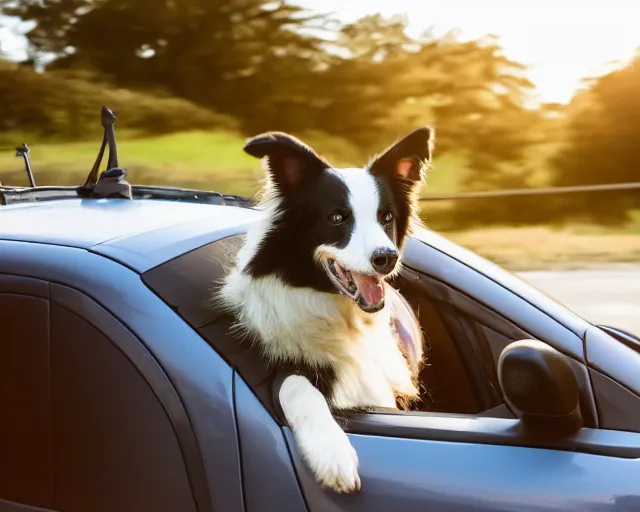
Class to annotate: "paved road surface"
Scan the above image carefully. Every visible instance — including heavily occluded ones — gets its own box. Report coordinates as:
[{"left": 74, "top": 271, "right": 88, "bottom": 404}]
[{"left": 518, "top": 265, "right": 640, "bottom": 336}]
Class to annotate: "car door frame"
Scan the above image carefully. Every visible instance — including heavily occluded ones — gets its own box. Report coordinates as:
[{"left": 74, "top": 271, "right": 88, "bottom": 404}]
[
  {"left": 271, "top": 237, "right": 640, "bottom": 510},
  {"left": 0, "top": 240, "right": 245, "bottom": 512}
]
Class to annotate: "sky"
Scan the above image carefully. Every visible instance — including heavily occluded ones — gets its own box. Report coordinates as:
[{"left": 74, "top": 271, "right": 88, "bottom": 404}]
[
  {"left": 1, "top": 0, "right": 639, "bottom": 105},
  {"left": 298, "top": 0, "right": 640, "bottom": 104}
]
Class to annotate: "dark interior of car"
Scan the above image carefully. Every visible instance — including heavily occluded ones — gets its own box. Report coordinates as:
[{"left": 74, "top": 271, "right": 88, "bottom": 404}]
[{"left": 395, "top": 272, "right": 500, "bottom": 414}]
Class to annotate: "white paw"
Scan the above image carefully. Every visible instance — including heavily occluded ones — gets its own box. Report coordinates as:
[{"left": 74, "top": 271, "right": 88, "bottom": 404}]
[{"left": 296, "top": 423, "right": 361, "bottom": 493}]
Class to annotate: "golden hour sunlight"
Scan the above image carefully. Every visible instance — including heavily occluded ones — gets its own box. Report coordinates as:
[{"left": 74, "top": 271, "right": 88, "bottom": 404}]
[
  {"left": 2, "top": 1, "right": 640, "bottom": 507},
  {"left": 300, "top": 0, "right": 640, "bottom": 104}
]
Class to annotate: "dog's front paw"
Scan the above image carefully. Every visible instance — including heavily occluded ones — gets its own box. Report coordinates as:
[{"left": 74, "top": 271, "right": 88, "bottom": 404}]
[{"left": 296, "top": 423, "right": 361, "bottom": 493}]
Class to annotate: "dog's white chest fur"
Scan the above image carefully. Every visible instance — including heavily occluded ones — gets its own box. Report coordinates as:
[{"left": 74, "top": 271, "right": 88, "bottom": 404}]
[{"left": 220, "top": 270, "right": 417, "bottom": 409}]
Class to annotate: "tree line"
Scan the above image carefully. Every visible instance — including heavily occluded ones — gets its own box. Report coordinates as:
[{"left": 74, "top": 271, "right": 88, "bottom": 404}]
[{"left": 1, "top": 0, "right": 638, "bottom": 226}]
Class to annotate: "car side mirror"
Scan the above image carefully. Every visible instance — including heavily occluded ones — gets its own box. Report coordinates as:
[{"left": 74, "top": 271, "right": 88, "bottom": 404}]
[{"left": 498, "top": 339, "right": 582, "bottom": 437}]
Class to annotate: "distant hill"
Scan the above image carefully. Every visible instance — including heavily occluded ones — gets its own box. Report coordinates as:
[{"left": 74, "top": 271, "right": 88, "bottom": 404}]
[{"left": 0, "top": 60, "right": 237, "bottom": 142}]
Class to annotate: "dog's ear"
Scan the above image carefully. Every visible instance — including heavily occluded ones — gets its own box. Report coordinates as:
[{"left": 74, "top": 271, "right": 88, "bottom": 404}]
[
  {"left": 244, "top": 131, "right": 330, "bottom": 194},
  {"left": 368, "top": 127, "right": 433, "bottom": 183}
]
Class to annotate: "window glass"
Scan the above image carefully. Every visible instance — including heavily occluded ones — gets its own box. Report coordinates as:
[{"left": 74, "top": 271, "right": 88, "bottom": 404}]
[
  {"left": 1, "top": 279, "right": 202, "bottom": 512},
  {"left": 49, "top": 303, "right": 197, "bottom": 512},
  {"left": 396, "top": 273, "right": 523, "bottom": 414},
  {"left": 0, "top": 293, "right": 52, "bottom": 509}
]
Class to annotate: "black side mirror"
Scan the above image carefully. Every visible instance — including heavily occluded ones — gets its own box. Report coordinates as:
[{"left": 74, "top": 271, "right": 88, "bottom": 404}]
[{"left": 498, "top": 339, "right": 582, "bottom": 437}]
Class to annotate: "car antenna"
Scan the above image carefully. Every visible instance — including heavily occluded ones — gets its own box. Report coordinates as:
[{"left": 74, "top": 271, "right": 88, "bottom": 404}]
[
  {"left": 77, "top": 106, "right": 132, "bottom": 199},
  {"left": 15, "top": 143, "right": 36, "bottom": 187}
]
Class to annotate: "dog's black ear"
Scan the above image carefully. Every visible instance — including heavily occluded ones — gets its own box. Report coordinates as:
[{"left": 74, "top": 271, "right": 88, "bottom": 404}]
[
  {"left": 244, "top": 131, "right": 331, "bottom": 194},
  {"left": 369, "top": 127, "right": 434, "bottom": 183}
]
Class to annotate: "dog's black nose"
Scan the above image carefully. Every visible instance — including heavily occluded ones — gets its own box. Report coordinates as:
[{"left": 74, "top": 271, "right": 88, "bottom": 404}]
[{"left": 371, "top": 248, "right": 399, "bottom": 275}]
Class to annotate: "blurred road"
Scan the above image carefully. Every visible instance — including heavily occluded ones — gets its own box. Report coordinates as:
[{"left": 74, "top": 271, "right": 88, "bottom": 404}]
[{"left": 518, "top": 265, "right": 640, "bottom": 336}]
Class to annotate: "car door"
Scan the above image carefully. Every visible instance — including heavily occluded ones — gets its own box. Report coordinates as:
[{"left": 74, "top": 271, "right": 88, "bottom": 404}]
[
  {"left": 284, "top": 278, "right": 640, "bottom": 511},
  {"left": 0, "top": 274, "right": 201, "bottom": 512},
  {"left": 278, "top": 263, "right": 640, "bottom": 511},
  {"left": 0, "top": 239, "right": 246, "bottom": 512},
  {"left": 286, "top": 415, "right": 640, "bottom": 511}
]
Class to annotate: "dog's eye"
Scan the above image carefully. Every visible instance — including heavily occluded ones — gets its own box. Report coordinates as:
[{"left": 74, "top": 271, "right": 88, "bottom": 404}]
[
  {"left": 329, "top": 210, "right": 348, "bottom": 225},
  {"left": 379, "top": 210, "right": 394, "bottom": 224}
]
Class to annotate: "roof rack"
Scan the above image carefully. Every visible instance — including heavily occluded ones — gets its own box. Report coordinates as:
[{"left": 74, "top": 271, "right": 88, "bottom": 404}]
[
  {"left": 76, "top": 106, "right": 131, "bottom": 199},
  {"left": 0, "top": 184, "right": 255, "bottom": 207},
  {"left": 0, "top": 106, "right": 255, "bottom": 208}
]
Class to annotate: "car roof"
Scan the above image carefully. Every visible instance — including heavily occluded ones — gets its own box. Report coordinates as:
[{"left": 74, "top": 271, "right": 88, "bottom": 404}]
[{"left": 0, "top": 198, "right": 259, "bottom": 271}]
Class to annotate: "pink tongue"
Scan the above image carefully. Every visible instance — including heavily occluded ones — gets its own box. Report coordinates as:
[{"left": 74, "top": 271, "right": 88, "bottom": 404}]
[{"left": 352, "top": 273, "right": 384, "bottom": 306}]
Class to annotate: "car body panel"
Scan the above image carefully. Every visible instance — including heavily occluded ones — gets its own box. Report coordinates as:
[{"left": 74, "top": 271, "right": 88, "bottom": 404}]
[
  {"left": 0, "top": 240, "right": 244, "bottom": 512},
  {"left": 0, "top": 273, "right": 49, "bottom": 297},
  {"left": 93, "top": 215, "right": 255, "bottom": 272},
  {"left": 285, "top": 427, "right": 640, "bottom": 512},
  {"left": 48, "top": 286, "right": 203, "bottom": 512},
  {"left": 585, "top": 325, "right": 640, "bottom": 396},
  {"left": 599, "top": 325, "right": 640, "bottom": 352},
  {"left": 234, "top": 372, "right": 308, "bottom": 512},
  {"left": 0, "top": 198, "right": 255, "bottom": 251},
  {"left": 589, "top": 369, "right": 640, "bottom": 434},
  {"left": 335, "top": 411, "right": 640, "bottom": 457}
]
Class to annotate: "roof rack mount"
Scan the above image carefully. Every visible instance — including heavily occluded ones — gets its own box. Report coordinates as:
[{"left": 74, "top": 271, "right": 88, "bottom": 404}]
[
  {"left": 15, "top": 143, "right": 36, "bottom": 188},
  {"left": 1, "top": 106, "right": 255, "bottom": 208},
  {"left": 77, "top": 106, "right": 132, "bottom": 199}
]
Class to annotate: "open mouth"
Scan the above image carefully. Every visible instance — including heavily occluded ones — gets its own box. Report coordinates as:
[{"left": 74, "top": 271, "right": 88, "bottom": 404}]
[{"left": 323, "top": 257, "right": 386, "bottom": 313}]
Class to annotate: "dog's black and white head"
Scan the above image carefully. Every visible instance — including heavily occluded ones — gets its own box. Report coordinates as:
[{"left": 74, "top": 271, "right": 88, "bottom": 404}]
[{"left": 242, "top": 127, "right": 433, "bottom": 313}]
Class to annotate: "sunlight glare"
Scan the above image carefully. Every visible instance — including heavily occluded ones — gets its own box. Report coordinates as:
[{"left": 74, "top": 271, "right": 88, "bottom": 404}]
[{"left": 298, "top": 0, "right": 640, "bottom": 104}]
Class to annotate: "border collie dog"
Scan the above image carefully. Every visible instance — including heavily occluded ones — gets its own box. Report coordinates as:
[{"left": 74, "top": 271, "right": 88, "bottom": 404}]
[{"left": 219, "top": 127, "right": 433, "bottom": 493}]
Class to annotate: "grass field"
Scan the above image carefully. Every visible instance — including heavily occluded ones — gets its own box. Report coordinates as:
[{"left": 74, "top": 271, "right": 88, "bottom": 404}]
[
  {"left": 0, "top": 130, "right": 468, "bottom": 197},
  {"left": 0, "top": 131, "right": 263, "bottom": 196},
  {"left": 2, "top": 130, "right": 639, "bottom": 271}
]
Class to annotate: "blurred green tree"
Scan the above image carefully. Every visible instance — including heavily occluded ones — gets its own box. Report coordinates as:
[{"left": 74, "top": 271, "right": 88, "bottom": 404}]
[
  {"left": 0, "top": 0, "right": 330, "bottom": 129},
  {"left": 551, "top": 51, "right": 640, "bottom": 223},
  {"left": 1, "top": 0, "right": 543, "bottom": 210}
]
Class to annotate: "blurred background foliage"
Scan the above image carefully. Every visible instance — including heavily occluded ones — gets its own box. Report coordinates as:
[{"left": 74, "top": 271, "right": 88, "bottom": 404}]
[{"left": 0, "top": 0, "right": 639, "bottom": 240}]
